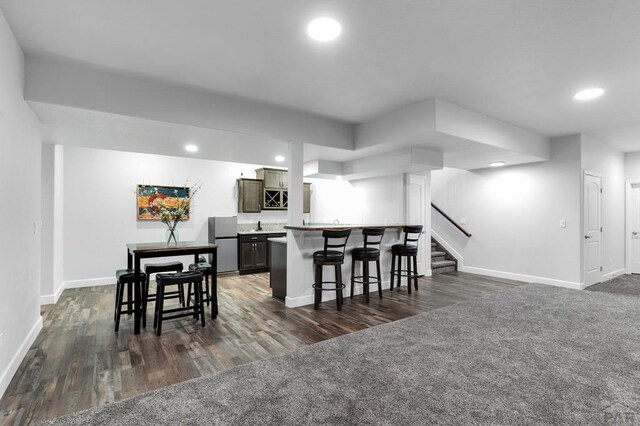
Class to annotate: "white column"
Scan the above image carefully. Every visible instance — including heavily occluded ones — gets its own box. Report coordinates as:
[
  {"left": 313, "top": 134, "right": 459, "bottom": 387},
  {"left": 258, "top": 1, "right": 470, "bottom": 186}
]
[
  {"left": 52, "top": 145, "right": 65, "bottom": 303},
  {"left": 286, "top": 142, "right": 305, "bottom": 307},
  {"left": 287, "top": 142, "right": 304, "bottom": 226}
]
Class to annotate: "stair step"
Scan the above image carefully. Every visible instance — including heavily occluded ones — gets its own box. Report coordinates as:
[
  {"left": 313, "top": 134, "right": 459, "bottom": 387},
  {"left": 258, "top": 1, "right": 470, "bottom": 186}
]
[
  {"left": 431, "top": 260, "right": 457, "bottom": 274},
  {"left": 431, "top": 251, "right": 446, "bottom": 258},
  {"left": 431, "top": 260, "right": 456, "bottom": 268},
  {"left": 431, "top": 242, "right": 436, "bottom": 248}
]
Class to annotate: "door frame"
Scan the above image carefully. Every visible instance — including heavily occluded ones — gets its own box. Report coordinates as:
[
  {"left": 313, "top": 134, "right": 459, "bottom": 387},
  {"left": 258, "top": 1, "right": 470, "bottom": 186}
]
[
  {"left": 625, "top": 180, "right": 640, "bottom": 274},
  {"left": 582, "top": 170, "right": 602, "bottom": 287},
  {"left": 404, "top": 173, "right": 430, "bottom": 276}
]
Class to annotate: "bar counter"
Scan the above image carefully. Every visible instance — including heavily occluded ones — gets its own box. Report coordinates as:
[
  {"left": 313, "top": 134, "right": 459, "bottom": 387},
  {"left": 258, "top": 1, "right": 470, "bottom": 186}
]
[
  {"left": 284, "top": 224, "right": 425, "bottom": 308},
  {"left": 284, "top": 223, "right": 407, "bottom": 231}
]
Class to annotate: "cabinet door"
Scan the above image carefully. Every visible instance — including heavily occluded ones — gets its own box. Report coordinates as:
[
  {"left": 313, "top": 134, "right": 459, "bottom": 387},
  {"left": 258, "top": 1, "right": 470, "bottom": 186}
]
[
  {"left": 303, "top": 183, "right": 311, "bottom": 213},
  {"left": 263, "top": 169, "right": 281, "bottom": 188},
  {"left": 280, "top": 171, "right": 288, "bottom": 188},
  {"left": 239, "top": 180, "right": 262, "bottom": 213},
  {"left": 254, "top": 242, "right": 268, "bottom": 268},
  {"left": 240, "top": 243, "right": 255, "bottom": 269}
]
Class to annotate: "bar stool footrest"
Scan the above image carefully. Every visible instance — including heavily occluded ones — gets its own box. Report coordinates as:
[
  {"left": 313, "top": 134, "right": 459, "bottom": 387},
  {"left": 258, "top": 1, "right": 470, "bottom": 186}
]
[
  {"left": 312, "top": 281, "right": 346, "bottom": 291},
  {"left": 352, "top": 275, "right": 383, "bottom": 285}
]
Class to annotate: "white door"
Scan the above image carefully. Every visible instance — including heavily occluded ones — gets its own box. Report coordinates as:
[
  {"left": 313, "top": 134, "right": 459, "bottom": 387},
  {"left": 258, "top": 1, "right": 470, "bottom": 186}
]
[
  {"left": 629, "top": 184, "right": 640, "bottom": 273},
  {"left": 406, "top": 174, "right": 429, "bottom": 275},
  {"left": 584, "top": 173, "right": 602, "bottom": 287}
]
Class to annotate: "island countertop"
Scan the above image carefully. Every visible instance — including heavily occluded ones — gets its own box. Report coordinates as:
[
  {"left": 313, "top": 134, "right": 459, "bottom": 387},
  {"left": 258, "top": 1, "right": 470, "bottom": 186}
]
[{"left": 284, "top": 224, "right": 411, "bottom": 231}]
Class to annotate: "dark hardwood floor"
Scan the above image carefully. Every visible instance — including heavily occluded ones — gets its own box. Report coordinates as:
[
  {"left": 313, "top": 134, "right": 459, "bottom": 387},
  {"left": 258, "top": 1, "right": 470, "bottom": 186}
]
[{"left": 0, "top": 271, "right": 523, "bottom": 425}]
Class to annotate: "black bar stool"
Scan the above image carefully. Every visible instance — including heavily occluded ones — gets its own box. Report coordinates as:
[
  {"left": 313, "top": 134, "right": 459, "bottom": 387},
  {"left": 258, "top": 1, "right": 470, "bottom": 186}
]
[
  {"left": 143, "top": 261, "right": 184, "bottom": 327},
  {"left": 187, "top": 256, "right": 218, "bottom": 319},
  {"left": 114, "top": 269, "right": 146, "bottom": 332},
  {"left": 154, "top": 271, "right": 205, "bottom": 336},
  {"left": 350, "top": 227, "right": 385, "bottom": 303},
  {"left": 390, "top": 225, "right": 424, "bottom": 294},
  {"left": 313, "top": 229, "right": 351, "bottom": 311}
]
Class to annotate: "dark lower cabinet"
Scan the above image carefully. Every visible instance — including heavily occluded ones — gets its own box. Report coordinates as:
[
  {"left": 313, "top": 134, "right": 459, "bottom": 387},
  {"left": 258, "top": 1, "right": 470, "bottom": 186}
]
[
  {"left": 238, "top": 233, "right": 285, "bottom": 275},
  {"left": 269, "top": 240, "right": 287, "bottom": 301}
]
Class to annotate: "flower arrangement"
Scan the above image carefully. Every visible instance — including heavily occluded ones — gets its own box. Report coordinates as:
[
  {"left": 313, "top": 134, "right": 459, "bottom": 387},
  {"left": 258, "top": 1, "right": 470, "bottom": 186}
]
[{"left": 148, "top": 183, "right": 201, "bottom": 245}]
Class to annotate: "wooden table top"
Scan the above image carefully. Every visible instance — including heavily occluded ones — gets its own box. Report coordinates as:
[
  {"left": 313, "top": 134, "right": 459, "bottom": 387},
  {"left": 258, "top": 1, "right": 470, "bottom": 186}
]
[{"left": 126, "top": 241, "right": 217, "bottom": 253}]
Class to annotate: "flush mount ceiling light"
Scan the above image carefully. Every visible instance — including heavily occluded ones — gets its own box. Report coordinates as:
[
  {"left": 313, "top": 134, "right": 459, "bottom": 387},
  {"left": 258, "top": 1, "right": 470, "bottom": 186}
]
[
  {"left": 307, "top": 17, "right": 342, "bottom": 42},
  {"left": 185, "top": 144, "right": 198, "bottom": 153},
  {"left": 574, "top": 88, "right": 605, "bottom": 101},
  {"left": 274, "top": 155, "right": 285, "bottom": 162},
  {"left": 490, "top": 161, "right": 506, "bottom": 167}
]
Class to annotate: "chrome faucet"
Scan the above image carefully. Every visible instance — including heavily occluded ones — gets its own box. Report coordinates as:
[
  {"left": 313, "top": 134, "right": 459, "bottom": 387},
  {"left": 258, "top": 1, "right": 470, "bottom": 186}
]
[{"left": 333, "top": 219, "right": 340, "bottom": 224}]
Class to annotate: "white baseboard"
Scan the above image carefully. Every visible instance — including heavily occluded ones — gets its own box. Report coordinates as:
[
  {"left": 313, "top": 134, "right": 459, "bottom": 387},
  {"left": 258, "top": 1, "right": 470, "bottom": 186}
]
[
  {"left": 0, "top": 316, "right": 43, "bottom": 399},
  {"left": 40, "top": 282, "right": 65, "bottom": 305},
  {"left": 602, "top": 268, "right": 626, "bottom": 282},
  {"left": 64, "top": 276, "right": 115, "bottom": 289},
  {"left": 459, "top": 265, "right": 584, "bottom": 290},
  {"left": 285, "top": 294, "right": 314, "bottom": 308},
  {"left": 41, "top": 276, "right": 115, "bottom": 306},
  {"left": 286, "top": 280, "right": 393, "bottom": 308}
]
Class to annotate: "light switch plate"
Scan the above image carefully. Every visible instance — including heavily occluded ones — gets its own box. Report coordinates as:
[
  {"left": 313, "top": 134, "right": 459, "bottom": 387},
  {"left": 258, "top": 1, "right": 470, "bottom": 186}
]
[
  {"left": 560, "top": 220, "right": 567, "bottom": 228},
  {"left": 460, "top": 218, "right": 467, "bottom": 225}
]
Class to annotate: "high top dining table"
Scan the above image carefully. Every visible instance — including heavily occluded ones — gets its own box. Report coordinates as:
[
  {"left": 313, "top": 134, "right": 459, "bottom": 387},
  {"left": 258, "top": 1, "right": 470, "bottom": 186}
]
[{"left": 126, "top": 241, "right": 218, "bottom": 334}]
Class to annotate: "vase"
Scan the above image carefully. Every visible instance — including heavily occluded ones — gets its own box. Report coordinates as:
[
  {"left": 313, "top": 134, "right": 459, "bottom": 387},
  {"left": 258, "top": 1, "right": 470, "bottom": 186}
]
[{"left": 165, "top": 227, "right": 179, "bottom": 246}]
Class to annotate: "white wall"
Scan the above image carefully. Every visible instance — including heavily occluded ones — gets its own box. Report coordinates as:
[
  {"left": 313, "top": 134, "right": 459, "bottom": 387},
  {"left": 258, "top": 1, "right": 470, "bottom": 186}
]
[
  {"left": 580, "top": 135, "right": 626, "bottom": 279},
  {"left": 41, "top": 143, "right": 54, "bottom": 301},
  {"left": 625, "top": 151, "right": 640, "bottom": 182},
  {"left": 432, "top": 135, "right": 582, "bottom": 287},
  {"left": 307, "top": 174, "right": 406, "bottom": 225},
  {"left": 59, "top": 146, "right": 287, "bottom": 283},
  {"left": 0, "top": 10, "right": 43, "bottom": 398}
]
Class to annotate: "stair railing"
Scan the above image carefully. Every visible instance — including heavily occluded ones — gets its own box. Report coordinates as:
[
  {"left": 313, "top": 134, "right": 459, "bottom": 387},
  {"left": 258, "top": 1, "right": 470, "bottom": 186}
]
[{"left": 431, "top": 203, "right": 472, "bottom": 238}]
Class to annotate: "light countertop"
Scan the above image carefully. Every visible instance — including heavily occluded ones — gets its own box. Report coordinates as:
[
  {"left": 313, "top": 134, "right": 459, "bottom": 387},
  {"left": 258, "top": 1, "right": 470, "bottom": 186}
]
[
  {"left": 237, "top": 230, "right": 286, "bottom": 235},
  {"left": 284, "top": 224, "right": 408, "bottom": 231}
]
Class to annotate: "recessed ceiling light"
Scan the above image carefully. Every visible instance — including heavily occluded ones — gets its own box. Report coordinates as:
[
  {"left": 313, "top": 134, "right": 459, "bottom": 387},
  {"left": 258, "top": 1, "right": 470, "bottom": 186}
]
[
  {"left": 185, "top": 144, "right": 198, "bottom": 153},
  {"left": 274, "top": 155, "right": 285, "bottom": 162},
  {"left": 307, "top": 17, "right": 342, "bottom": 42},
  {"left": 574, "top": 88, "right": 604, "bottom": 101},
  {"left": 490, "top": 161, "right": 506, "bottom": 167}
]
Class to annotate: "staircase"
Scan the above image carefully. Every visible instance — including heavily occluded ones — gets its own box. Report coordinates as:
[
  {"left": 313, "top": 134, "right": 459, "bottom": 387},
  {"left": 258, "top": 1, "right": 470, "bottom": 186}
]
[{"left": 431, "top": 238, "right": 457, "bottom": 274}]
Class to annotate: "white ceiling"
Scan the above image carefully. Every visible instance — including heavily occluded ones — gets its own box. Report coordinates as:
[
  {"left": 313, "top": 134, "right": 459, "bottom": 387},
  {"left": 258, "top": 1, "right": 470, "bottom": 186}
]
[{"left": 2, "top": 0, "right": 640, "bottom": 152}]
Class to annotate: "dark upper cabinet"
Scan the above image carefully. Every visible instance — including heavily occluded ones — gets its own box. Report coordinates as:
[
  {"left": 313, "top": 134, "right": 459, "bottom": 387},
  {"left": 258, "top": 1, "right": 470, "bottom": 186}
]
[
  {"left": 237, "top": 179, "right": 263, "bottom": 213},
  {"left": 239, "top": 170, "right": 310, "bottom": 213},
  {"left": 257, "top": 168, "right": 287, "bottom": 188}
]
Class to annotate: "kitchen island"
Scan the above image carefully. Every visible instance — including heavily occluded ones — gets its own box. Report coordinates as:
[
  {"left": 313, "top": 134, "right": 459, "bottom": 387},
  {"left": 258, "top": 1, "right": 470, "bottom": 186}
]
[{"left": 282, "top": 224, "right": 427, "bottom": 308}]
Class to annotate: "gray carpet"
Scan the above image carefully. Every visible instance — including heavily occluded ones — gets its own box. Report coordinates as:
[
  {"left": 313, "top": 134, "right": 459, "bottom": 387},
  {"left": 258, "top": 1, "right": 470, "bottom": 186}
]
[
  {"left": 45, "top": 284, "right": 640, "bottom": 425},
  {"left": 588, "top": 273, "right": 640, "bottom": 296}
]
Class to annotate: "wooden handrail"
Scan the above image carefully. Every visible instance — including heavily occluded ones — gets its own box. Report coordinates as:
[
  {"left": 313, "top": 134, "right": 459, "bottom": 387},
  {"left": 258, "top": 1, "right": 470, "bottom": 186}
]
[{"left": 431, "top": 203, "right": 472, "bottom": 237}]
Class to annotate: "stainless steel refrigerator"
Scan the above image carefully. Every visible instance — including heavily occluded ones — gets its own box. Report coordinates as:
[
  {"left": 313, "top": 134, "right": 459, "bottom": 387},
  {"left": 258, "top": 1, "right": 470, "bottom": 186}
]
[{"left": 208, "top": 217, "right": 238, "bottom": 273}]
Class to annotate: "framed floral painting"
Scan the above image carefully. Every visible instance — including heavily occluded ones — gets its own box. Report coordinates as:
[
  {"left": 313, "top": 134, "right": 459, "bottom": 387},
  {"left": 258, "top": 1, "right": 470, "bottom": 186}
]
[{"left": 137, "top": 184, "right": 191, "bottom": 220}]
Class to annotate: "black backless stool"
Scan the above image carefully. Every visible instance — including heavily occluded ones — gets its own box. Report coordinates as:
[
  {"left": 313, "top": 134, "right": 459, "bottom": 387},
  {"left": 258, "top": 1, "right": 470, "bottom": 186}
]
[
  {"left": 313, "top": 229, "right": 351, "bottom": 311},
  {"left": 143, "top": 261, "right": 184, "bottom": 327},
  {"left": 114, "top": 269, "right": 146, "bottom": 332},
  {"left": 390, "top": 225, "right": 424, "bottom": 294},
  {"left": 187, "top": 256, "right": 218, "bottom": 319},
  {"left": 153, "top": 271, "right": 205, "bottom": 336},
  {"left": 350, "top": 227, "right": 385, "bottom": 303}
]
